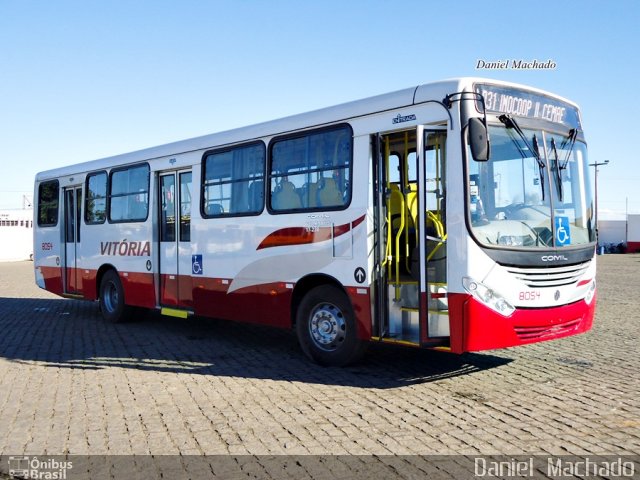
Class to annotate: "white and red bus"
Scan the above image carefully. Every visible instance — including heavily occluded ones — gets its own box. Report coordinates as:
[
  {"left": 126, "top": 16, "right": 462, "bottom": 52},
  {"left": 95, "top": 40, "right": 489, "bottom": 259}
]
[{"left": 34, "top": 78, "right": 596, "bottom": 366}]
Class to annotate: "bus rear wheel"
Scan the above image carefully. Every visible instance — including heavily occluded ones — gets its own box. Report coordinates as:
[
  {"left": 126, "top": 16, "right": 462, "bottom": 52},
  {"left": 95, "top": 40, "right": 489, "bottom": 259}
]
[
  {"left": 99, "top": 270, "right": 132, "bottom": 323},
  {"left": 296, "top": 285, "right": 366, "bottom": 366}
]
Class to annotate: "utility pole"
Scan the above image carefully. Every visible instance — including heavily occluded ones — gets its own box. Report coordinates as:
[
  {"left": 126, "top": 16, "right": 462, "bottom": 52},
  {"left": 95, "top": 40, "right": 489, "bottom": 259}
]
[
  {"left": 589, "top": 159, "right": 609, "bottom": 248},
  {"left": 22, "top": 195, "right": 32, "bottom": 210},
  {"left": 626, "top": 197, "right": 629, "bottom": 248}
]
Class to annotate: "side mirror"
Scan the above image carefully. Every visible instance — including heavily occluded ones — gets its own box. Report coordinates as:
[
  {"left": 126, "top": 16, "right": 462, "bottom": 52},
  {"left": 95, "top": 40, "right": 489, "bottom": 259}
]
[{"left": 469, "top": 117, "right": 490, "bottom": 161}]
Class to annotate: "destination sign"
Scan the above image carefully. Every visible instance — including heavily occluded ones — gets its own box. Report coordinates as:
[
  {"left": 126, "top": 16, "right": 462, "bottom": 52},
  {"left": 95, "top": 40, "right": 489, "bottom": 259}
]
[{"left": 474, "top": 83, "right": 581, "bottom": 129}]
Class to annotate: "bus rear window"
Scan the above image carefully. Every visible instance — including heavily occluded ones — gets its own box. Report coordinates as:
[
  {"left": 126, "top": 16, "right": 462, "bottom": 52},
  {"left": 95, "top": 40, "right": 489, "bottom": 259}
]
[{"left": 37, "top": 180, "right": 59, "bottom": 227}]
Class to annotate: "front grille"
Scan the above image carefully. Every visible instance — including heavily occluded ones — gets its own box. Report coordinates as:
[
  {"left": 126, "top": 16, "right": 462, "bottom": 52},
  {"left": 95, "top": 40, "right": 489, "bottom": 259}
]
[
  {"left": 514, "top": 318, "right": 582, "bottom": 341},
  {"left": 505, "top": 261, "right": 591, "bottom": 288}
]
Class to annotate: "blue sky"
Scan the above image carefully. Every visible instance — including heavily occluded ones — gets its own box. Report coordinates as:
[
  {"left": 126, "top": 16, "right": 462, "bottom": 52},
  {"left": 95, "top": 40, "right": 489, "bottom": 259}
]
[{"left": 1, "top": 0, "right": 638, "bottom": 218}]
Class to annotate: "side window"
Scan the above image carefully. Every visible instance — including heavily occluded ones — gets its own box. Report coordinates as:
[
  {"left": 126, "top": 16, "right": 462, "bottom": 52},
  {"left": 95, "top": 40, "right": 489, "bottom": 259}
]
[
  {"left": 180, "top": 171, "right": 192, "bottom": 241},
  {"left": 85, "top": 171, "right": 107, "bottom": 224},
  {"left": 37, "top": 180, "right": 59, "bottom": 227},
  {"left": 109, "top": 163, "right": 150, "bottom": 222},
  {"left": 202, "top": 142, "right": 265, "bottom": 217},
  {"left": 160, "top": 174, "right": 176, "bottom": 242},
  {"left": 388, "top": 153, "right": 401, "bottom": 184},
  {"left": 269, "top": 125, "right": 352, "bottom": 212}
]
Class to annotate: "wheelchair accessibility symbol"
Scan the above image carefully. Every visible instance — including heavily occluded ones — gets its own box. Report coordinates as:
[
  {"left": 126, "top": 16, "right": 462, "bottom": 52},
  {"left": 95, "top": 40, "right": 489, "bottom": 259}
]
[
  {"left": 555, "top": 216, "right": 571, "bottom": 246},
  {"left": 192, "top": 254, "right": 203, "bottom": 275}
]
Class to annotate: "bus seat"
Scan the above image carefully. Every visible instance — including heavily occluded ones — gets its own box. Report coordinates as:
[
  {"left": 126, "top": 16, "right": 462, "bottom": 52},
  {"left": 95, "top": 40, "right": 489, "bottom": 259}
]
[
  {"left": 406, "top": 190, "right": 418, "bottom": 228},
  {"left": 207, "top": 203, "right": 224, "bottom": 216},
  {"left": 388, "top": 184, "right": 403, "bottom": 229},
  {"left": 272, "top": 181, "right": 302, "bottom": 210},
  {"left": 248, "top": 180, "right": 264, "bottom": 212},
  {"left": 388, "top": 185, "right": 417, "bottom": 232},
  {"left": 302, "top": 182, "right": 319, "bottom": 208},
  {"left": 318, "top": 178, "right": 342, "bottom": 207}
]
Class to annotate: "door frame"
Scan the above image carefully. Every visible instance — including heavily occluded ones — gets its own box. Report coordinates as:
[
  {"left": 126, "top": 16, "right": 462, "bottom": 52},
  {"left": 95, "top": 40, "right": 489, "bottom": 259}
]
[
  {"left": 157, "top": 169, "right": 193, "bottom": 309},
  {"left": 419, "top": 126, "right": 449, "bottom": 345},
  {"left": 371, "top": 125, "right": 448, "bottom": 345},
  {"left": 63, "top": 185, "right": 82, "bottom": 294}
]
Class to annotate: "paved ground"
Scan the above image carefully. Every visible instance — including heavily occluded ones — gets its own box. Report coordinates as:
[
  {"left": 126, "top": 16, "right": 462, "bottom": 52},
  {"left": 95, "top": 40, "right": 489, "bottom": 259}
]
[{"left": 0, "top": 256, "right": 638, "bottom": 463}]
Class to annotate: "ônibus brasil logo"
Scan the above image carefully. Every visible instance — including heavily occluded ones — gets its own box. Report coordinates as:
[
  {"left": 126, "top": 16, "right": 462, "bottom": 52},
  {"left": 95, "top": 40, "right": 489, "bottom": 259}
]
[{"left": 8, "top": 456, "right": 73, "bottom": 479}]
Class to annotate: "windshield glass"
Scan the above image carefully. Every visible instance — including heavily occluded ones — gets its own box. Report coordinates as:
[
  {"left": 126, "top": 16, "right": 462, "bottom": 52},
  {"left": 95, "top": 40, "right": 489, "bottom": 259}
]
[{"left": 468, "top": 125, "right": 594, "bottom": 249}]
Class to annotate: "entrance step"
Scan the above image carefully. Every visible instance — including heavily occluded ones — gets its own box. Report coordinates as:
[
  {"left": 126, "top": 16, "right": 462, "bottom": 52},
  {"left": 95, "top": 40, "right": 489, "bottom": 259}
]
[{"left": 160, "top": 307, "right": 192, "bottom": 319}]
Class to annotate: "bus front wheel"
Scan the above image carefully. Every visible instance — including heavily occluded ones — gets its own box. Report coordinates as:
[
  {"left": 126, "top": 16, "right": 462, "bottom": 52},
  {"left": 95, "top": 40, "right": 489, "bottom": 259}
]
[
  {"left": 296, "top": 285, "right": 366, "bottom": 366},
  {"left": 99, "top": 270, "right": 132, "bottom": 323}
]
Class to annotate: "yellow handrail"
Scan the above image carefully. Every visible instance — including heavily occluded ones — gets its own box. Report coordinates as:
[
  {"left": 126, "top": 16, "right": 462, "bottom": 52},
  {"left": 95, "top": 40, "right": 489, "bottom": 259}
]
[
  {"left": 403, "top": 132, "right": 413, "bottom": 274},
  {"left": 403, "top": 131, "right": 409, "bottom": 193},
  {"left": 382, "top": 138, "right": 391, "bottom": 268},
  {"left": 383, "top": 200, "right": 392, "bottom": 268},
  {"left": 427, "top": 233, "right": 448, "bottom": 262},
  {"left": 427, "top": 210, "right": 444, "bottom": 239},
  {"left": 426, "top": 209, "right": 446, "bottom": 262},
  {"left": 392, "top": 189, "right": 405, "bottom": 300}
]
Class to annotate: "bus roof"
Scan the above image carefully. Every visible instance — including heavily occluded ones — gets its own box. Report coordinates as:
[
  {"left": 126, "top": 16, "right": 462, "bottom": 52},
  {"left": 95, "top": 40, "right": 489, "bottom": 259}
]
[{"left": 35, "top": 77, "right": 579, "bottom": 181}]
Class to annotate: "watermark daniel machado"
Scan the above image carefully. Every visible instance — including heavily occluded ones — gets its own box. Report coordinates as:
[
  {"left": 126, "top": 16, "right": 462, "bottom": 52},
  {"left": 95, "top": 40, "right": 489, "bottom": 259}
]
[
  {"left": 474, "top": 456, "right": 636, "bottom": 477},
  {"left": 476, "top": 58, "right": 557, "bottom": 70}
]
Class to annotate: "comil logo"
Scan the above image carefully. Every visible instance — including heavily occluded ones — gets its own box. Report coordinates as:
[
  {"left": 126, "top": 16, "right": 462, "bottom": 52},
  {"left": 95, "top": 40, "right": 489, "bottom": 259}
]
[
  {"left": 541, "top": 254, "right": 568, "bottom": 262},
  {"left": 8, "top": 456, "right": 73, "bottom": 479}
]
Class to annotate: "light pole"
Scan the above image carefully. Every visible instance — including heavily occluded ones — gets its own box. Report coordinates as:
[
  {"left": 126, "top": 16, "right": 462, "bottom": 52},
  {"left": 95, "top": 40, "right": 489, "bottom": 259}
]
[{"left": 589, "top": 159, "right": 609, "bottom": 246}]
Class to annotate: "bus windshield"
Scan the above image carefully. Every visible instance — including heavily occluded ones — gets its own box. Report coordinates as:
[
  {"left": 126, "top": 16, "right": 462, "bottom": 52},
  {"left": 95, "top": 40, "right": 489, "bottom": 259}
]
[{"left": 468, "top": 124, "right": 595, "bottom": 249}]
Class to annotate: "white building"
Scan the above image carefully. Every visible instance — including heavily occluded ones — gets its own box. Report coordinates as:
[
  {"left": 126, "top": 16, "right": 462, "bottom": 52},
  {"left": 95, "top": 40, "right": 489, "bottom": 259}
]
[
  {"left": 0, "top": 209, "right": 33, "bottom": 261},
  {"left": 598, "top": 215, "right": 640, "bottom": 253},
  {"left": 629, "top": 214, "right": 640, "bottom": 253},
  {"left": 598, "top": 220, "right": 626, "bottom": 245}
]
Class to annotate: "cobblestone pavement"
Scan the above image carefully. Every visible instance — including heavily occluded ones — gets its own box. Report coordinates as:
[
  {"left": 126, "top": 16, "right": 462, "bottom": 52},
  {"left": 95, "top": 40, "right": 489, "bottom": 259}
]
[{"left": 0, "top": 256, "right": 638, "bottom": 459}]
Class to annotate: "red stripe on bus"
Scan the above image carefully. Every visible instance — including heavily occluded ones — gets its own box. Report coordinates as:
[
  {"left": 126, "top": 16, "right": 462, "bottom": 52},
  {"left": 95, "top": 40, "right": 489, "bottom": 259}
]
[{"left": 257, "top": 214, "right": 366, "bottom": 250}]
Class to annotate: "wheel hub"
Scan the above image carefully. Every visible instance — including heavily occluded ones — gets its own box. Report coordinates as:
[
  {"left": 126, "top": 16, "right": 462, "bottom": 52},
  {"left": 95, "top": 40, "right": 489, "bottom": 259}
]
[
  {"left": 104, "top": 282, "right": 118, "bottom": 313},
  {"left": 309, "top": 303, "right": 346, "bottom": 351}
]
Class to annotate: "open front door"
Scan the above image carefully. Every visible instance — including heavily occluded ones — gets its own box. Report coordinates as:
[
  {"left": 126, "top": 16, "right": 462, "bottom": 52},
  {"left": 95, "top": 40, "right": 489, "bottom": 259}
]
[
  {"left": 372, "top": 129, "right": 421, "bottom": 344},
  {"left": 372, "top": 126, "right": 448, "bottom": 346},
  {"left": 64, "top": 186, "right": 82, "bottom": 294},
  {"left": 158, "top": 170, "right": 193, "bottom": 312}
]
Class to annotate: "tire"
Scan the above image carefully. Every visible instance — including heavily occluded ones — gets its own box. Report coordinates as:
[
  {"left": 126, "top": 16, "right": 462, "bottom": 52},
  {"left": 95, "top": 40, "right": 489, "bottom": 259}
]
[
  {"left": 99, "top": 269, "right": 132, "bottom": 323},
  {"left": 296, "top": 285, "right": 367, "bottom": 366}
]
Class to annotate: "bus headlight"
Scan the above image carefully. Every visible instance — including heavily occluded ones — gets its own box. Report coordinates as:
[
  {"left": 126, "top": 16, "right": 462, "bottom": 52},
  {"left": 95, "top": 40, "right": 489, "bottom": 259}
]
[{"left": 462, "top": 277, "right": 515, "bottom": 317}]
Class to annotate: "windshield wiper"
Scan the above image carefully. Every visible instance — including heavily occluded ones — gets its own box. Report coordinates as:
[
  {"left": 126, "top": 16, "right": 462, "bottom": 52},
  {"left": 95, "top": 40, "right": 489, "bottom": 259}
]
[
  {"left": 550, "top": 137, "right": 563, "bottom": 202},
  {"left": 499, "top": 114, "right": 546, "bottom": 201},
  {"left": 550, "top": 129, "right": 578, "bottom": 202},
  {"left": 559, "top": 128, "right": 578, "bottom": 170}
]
